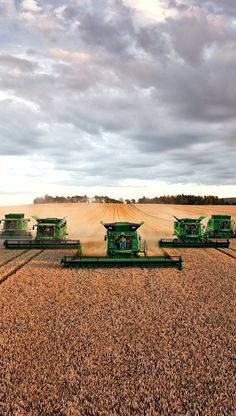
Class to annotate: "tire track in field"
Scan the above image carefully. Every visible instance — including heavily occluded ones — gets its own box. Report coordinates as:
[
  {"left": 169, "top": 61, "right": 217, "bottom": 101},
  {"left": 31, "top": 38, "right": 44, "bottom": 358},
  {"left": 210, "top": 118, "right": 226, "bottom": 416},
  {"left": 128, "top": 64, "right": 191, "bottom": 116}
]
[
  {"left": 131, "top": 205, "right": 172, "bottom": 236},
  {"left": 0, "top": 250, "right": 28, "bottom": 267},
  {"left": 120, "top": 204, "right": 158, "bottom": 234},
  {"left": 112, "top": 204, "right": 116, "bottom": 222},
  {"left": 133, "top": 204, "right": 165, "bottom": 220},
  {"left": 108, "top": 203, "right": 121, "bottom": 222},
  {"left": 216, "top": 248, "right": 236, "bottom": 261},
  {"left": 0, "top": 250, "right": 43, "bottom": 285},
  {"left": 115, "top": 204, "right": 122, "bottom": 221}
]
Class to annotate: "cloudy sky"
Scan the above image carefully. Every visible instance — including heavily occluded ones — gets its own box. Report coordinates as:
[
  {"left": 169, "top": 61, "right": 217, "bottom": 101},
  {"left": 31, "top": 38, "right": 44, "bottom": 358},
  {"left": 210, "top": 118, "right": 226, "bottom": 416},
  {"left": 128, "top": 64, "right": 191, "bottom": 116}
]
[{"left": 0, "top": 0, "right": 235, "bottom": 205}]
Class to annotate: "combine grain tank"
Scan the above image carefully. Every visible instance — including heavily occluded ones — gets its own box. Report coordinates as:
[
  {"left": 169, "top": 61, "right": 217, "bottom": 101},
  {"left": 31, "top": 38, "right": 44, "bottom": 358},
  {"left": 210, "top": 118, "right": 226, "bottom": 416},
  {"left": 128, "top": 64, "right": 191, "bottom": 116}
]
[
  {"left": 159, "top": 216, "right": 229, "bottom": 248},
  {"left": 0, "top": 213, "right": 32, "bottom": 239},
  {"left": 206, "top": 215, "right": 236, "bottom": 239},
  {"left": 4, "top": 217, "right": 81, "bottom": 250},
  {"left": 61, "top": 221, "right": 183, "bottom": 270}
]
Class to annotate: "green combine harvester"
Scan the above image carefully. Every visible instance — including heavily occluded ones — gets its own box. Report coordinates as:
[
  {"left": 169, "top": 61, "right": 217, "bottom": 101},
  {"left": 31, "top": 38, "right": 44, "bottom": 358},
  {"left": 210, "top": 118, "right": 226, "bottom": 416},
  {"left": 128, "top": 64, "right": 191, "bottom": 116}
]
[
  {"left": 159, "top": 216, "right": 230, "bottom": 248},
  {"left": 0, "top": 213, "right": 32, "bottom": 239},
  {"left": 61, "top": 221, "right": 183, "bottom": 270},
  {"left": 206, "top": 215, "right": 236, "bottom": 239},
  {"left": 4, "top": 217, "right": 81, "bottom": 250}
]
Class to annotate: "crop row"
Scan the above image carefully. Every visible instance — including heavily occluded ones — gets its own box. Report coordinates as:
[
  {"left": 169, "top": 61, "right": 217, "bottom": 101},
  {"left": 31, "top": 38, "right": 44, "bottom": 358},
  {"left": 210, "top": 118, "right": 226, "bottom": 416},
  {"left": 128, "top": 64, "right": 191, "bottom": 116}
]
[
  {"left": 0, "top": 250, "right": 43, "bottom": 284},
  {"left": 0, "top": 249, "right": 27, "bottom": 268}
]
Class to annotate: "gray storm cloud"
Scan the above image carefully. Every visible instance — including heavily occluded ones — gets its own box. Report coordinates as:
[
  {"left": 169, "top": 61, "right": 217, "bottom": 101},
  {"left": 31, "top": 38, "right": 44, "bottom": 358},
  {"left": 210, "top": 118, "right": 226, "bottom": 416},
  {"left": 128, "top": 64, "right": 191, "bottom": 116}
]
[{"left": 0, "top": 0, "right": 235, "bottom": 187}]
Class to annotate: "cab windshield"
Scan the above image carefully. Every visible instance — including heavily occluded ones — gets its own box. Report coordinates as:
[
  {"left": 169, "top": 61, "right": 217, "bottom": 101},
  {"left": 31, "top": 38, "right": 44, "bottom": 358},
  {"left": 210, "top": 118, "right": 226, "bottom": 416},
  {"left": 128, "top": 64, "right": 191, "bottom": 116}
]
[{"left": 39, "top": 226, "right": 54, "bottom": 237}]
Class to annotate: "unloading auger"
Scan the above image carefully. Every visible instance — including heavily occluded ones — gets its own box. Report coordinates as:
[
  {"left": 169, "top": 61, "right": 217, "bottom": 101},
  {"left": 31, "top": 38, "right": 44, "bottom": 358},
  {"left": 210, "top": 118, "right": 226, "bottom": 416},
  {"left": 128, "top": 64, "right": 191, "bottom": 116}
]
[
  {"left": 159, "top": 216, "right": 230, "bottom": 248},
  {"left": 61, "top": 221, "right": 183, "bottom": 270},
  {"left": 4, "top": 216, "right": 81, "bottom": 250}
]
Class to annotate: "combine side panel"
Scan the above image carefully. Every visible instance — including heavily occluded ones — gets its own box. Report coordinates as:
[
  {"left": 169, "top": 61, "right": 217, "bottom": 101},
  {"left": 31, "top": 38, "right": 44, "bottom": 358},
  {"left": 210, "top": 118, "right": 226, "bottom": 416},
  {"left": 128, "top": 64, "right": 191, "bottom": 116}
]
[
  {"left": 0, "top": 231, "right": 32, "bottom": 240},
  {"left": 208, "top": 232, "right": 236, "bottom": 239},
  {"left": 208, "top": 239, "right": 230, "bottom": 248},
  {"left": 4, "top": 239, "right": 81, "bottom": 250},
  {"left": 159, "top": 238, "right": 230, "bottom": 248},
  {"left": 61, "top": 255, "right": 183, "bottom": 270}
]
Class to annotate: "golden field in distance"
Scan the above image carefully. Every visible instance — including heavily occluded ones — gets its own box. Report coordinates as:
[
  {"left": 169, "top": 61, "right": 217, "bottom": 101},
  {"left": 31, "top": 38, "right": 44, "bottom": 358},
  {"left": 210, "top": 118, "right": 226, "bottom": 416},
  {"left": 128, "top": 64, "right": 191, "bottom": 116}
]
[{"left": 0, "top": 203, "right": 236, "bottom": 254}]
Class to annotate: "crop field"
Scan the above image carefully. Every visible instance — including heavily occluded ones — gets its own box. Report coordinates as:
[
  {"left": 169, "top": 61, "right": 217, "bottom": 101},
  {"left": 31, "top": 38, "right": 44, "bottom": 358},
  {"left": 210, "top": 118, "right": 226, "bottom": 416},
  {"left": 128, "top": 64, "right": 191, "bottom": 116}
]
[{"left": 1, "top": 204, "right": 236, "bottom": 415}]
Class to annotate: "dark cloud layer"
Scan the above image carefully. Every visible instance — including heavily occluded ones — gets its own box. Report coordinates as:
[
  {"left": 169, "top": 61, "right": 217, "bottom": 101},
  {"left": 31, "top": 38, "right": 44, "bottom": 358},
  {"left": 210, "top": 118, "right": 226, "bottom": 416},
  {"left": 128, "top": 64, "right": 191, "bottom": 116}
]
[
  {"left": 178, "top": 0, "right": 236, "bottom": 16},
  {"left": 0, "top": 0, "right": 235, "bottom": 189}
]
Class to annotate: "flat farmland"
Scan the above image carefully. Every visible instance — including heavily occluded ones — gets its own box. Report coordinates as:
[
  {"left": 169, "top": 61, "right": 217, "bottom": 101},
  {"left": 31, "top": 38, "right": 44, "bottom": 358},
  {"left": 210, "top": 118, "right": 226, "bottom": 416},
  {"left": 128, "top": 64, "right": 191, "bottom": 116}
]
[{"left": 0, "top": 204, "right": 236, "bottom": 416}]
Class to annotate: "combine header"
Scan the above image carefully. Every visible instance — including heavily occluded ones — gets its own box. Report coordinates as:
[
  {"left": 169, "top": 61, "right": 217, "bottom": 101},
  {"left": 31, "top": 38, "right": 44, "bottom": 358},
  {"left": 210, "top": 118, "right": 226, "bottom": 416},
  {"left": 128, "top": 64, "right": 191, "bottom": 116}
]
[
  {"left": 61, "top": 221, "right": 183, "bottom": 270},
  {"left": 206, "top": 215, "right": 236, "bottom": 239},
  {"left": 0, "top": 213, "right": 32, "bottom": 239},
  {"left": 159, "top": 216, "right": 229, "bottom": 248},
  {"left": 4, "top": 217, "right": 81, "bottom": 250}
]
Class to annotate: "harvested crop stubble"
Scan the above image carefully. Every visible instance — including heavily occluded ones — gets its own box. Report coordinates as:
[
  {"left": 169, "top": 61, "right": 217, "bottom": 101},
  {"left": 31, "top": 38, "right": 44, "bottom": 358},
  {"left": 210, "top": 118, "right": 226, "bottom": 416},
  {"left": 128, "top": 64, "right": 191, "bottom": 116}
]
[
  {"left": 230, "top": 239, "right": 236, "bottom": 249},
  {"left": 0, "top": 249, "right": 42, "bottom": 283},
  {"left": 0, "top": 248, "right": 25, "bottom": 267},
  {"left": 1, "top": 244, "right": 236, "bottom": 416}
]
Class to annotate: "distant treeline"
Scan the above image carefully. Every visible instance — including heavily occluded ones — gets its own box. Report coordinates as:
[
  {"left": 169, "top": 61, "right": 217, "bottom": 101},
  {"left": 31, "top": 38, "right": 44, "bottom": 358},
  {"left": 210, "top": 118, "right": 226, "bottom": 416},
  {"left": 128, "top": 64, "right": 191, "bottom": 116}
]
[
  {"left": 33, "top": 194, "right": 236, "bottom": 205},
  {"left": 137, "top": 195, "right": 236, "bottom": 205},
  {"left": 33, "top": 194, "right": 125, "bottom": 204}
]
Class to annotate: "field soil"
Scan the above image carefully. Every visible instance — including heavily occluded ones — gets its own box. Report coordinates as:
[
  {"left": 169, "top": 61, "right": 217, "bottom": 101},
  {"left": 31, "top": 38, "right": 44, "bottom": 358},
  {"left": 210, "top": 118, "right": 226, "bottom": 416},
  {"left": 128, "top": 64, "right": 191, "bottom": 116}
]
[{"left": 0, "top": 204, "right": 236, "bottom": 415}]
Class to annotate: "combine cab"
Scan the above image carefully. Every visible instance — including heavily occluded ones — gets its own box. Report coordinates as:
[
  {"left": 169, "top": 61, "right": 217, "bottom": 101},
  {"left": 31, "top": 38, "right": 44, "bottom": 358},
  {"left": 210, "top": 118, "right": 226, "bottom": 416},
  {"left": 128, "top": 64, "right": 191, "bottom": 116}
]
[
  {"left": 104, "top": 221, "right": 147, "bottom": 257},
  {"left": 159, "top": 216, "right": 229, "bottom": 248},
  {"left": 0, "top": 213, "right": 32, "bottom": 239},
  {"left": 61, "top": 221, "right": 183, "bottom": 270},
  {"left": 4, "top": 217, "right": 81, "bottom": 250},
  {"left": 206, "top": 215, "right": 236, "bottom": 239}
]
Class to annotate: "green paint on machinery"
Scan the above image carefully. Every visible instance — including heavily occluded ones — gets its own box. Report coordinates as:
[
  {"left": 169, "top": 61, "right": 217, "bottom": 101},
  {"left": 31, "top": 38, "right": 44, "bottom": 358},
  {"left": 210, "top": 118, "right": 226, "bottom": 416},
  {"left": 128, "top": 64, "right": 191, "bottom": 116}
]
[
  {"left": 4, "top": 217, "right": 81, "bottom": 250},
  {"left": 206, "top": 215, "right": 236, "bottom": 239},
  {"left": 103, "top": 221, "right": 147, "bottom": 257},
  {"left": 0, "top": 213, "right": 32, "bottom": 239},
  {"left": 61, "top": 221, "right": 183, "bottom": 270},
  {"left": 33, "top": 216, "right": 67, "bottom": 240},
  {"left": 159, "top": 216, "right": 230, "bottom": 248}
]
